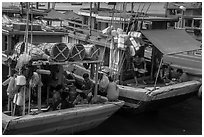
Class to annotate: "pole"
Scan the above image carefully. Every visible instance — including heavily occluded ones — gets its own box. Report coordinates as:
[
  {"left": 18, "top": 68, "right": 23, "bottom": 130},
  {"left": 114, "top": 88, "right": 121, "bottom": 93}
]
[
  {"left": 89, "top": 2, "right": 92, "bottom": 35},
  {"left": 154, "top": 57, "right": 163, "bottom": 89},
  {"left": 28, "top": 86, "right": 31, "bottom": 114},
  {"left": 22, "top": 86, "right": 26, "bottom": 116},
  {"left": 94, "top": 63, "right": 99, "bottom": 98},
  {"left": 25, "top": 2, "right": 30, "bottom": 54},
  {"left": 38, "top": 68, "right": 42, "bottom": 112}
]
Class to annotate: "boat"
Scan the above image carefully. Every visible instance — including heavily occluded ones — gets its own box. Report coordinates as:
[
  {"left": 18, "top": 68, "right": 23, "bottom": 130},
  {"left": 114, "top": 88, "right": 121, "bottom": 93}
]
[
  {"left": 59, "top": 3, "right": 202, "bottom": 112},
  {"left": 2, "top": 44, "right": 124, "bottom": 135},
  {"left": 2, "top": 2, "right": 201, "bottom": 114},
  {"left": 2, "top": 3, "right": 124, "bottom": 134},
  {"left": 2, "top": 101, "right": 123, "bottom": 135}
]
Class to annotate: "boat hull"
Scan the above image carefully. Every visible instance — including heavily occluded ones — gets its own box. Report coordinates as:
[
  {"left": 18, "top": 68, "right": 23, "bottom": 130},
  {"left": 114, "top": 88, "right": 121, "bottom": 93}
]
[
  {"left": 2, "top": 101, "right": 124, "bottom": 135},
  {"left": 118, "top": 80, "right": 201, "bottom": 112}
]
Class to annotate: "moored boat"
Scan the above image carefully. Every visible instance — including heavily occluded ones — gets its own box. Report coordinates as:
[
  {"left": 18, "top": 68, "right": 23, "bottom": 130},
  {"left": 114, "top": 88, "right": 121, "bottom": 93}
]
[
  {"left": 2, "top": 3, "right": 124, "bottom": 134},
  {"left": 2, "top": 101, "right": 123, "bottom": 135}
]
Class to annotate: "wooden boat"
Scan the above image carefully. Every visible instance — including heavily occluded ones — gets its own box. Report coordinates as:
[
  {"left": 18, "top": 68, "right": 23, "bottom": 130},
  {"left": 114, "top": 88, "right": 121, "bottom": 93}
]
[
  {"left": 2, "top": 3, "right": 124, "bottom": 134},
  {"left": 2, "top": 53, "right": 124, "bottom": 135},
  {"left": 65, "top": 62, "right": 201, "bottom": 112},
  {"left": 63, "top": 28, "right": 201, "bottom": 112},
  {"left": 2, "top": 101, "right": 124, "bottom": 135}
]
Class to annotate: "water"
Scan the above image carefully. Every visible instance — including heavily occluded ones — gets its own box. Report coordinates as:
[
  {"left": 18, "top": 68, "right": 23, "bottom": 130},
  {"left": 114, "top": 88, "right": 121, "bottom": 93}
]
[{"left": 76, "top": 96, "right": 202, "bottom": 135}]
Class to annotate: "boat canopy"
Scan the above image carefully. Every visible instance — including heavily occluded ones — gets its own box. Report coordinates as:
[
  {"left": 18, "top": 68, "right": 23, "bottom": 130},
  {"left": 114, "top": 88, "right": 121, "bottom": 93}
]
[{"left": 141, "top": 29, "right": 201, "bottom": 55}]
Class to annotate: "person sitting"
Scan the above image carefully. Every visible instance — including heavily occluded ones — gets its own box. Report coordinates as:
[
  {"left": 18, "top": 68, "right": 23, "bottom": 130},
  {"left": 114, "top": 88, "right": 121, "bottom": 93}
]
[
  {"left": 50, "top": 85, "right": 62, "bottom": 111},
  {"left": 106, "top": 76, "right": 119, "bottom": 101},
  {"left": 74, "top": 73, "right": 93, "bottom": 104},
  {"left": 132, "top": 55, "right": 147, "bottom": 85},
  {"left": 176, "top": 69, "right": 189, "bottom": 82},
  {"left": 98, "top": 71, "right": 109, "bottom": 96}
]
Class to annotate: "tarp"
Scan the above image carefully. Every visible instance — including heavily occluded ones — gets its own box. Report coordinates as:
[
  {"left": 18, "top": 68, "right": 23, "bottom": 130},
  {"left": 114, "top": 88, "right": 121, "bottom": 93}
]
[
  {"left": 64, "top": 11, "right": 83, "bottom": 21},
  {"left": 43, "top": 9, "right": 67, "bottom": 21},
  {"left": 141, "top": 29, "right": 201, "bottom": 55}
]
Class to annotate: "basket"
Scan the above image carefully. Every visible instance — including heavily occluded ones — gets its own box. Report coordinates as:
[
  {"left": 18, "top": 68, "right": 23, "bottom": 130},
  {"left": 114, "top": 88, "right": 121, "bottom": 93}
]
[
  {"left": 51, "top": 43, "right": 70, "bottom": 62},
  {"left": 84, "top": 44, "right": 100, "bottom": 60},
  {"left": 69, "top": 44, "right": 85, "bottom": 61},
  {"left": 38, "top": 43, "right": 70, "bottom": 62}
]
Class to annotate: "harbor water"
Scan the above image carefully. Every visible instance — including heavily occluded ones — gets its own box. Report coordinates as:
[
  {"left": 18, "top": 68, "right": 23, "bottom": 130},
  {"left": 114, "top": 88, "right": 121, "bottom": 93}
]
[{"left": 76, "top": 96, "right": 202, "bottom": 135}]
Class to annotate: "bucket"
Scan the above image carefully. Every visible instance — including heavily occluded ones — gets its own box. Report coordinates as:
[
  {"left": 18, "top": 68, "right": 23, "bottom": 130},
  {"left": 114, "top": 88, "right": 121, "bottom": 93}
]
[
  {"left": 69, "top": 44, "right": 85, "bottom": 61},
  {"left": 84, "top": 44, "right": 100, "bottom": 60}
]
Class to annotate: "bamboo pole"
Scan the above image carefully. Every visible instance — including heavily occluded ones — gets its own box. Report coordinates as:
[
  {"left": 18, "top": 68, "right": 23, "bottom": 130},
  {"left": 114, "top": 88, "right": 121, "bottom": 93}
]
[
  {"left": 94, "top": 63, "right": 99, "bottom": 98},
  {"left": 25, "top": 2, "right": 30, "bottom": 53},
  {"left": 154, "top": 57, "right": 163, "bottom": 89}
]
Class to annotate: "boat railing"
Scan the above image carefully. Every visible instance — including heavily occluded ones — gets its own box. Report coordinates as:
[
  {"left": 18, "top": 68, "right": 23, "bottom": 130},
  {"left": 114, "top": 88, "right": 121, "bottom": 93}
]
[{"left": 63, "top": 19, "right": 109, "bottom": 37}]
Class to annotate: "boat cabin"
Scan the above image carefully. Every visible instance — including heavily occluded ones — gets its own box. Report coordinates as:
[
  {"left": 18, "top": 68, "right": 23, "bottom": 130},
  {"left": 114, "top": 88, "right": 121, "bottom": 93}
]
[{"left": 118, "top": 29, "right": 201, "bottom": 87}]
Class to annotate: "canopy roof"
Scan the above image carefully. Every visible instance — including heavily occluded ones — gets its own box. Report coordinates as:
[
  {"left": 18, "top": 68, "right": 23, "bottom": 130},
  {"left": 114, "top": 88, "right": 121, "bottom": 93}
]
[
  {"left": 141, "top": 29, "right": 201, "bottom": 55},
  {"left": 43, "top": 9, "right": 67, "bottom": 21}
]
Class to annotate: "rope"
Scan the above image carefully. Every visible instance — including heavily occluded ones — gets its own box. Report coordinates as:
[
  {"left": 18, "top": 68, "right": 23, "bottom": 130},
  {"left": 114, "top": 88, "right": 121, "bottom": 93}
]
[{"left": 2, "top": 120, "right": 10, "bottom": 135}]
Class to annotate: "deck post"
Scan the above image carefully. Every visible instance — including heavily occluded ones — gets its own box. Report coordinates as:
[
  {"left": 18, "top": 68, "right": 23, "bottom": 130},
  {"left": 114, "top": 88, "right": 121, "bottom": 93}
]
[
  {"left": 154, "top": 57, "right": 163, "bottom": 89},
  {"left": 47, "top": 86, "right": 50, "bottom": 106},
  {"left": 28, "top": 85, "right": 31, "bottom": 114},
  {"left": 22, "top": 86, "right": 26, "bottom": 116},
  {"left": 37, "top": 69, "right": 42, "bottom": 112},
  {"left": 94, "top": 63, "right": 99, "bottom": 98}
]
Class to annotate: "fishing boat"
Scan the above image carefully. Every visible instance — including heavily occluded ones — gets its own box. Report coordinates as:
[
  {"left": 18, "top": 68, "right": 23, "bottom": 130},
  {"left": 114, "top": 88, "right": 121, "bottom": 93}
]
[
  {"left": 2, "top": 43, "right": 124, "bottom": 135},
  {"left": 2, "top": 2, "right": 201, "bottom": 114},
  {"left": 2, "top": 3, "right": 124, "bottom": 135},
  {"left": 64, "top": 29, "right": 201, "bottom": 112},
  {"left": 2, "top": 101, "right": 123, "bottom": 135},
  {"left": 59, "top": 2, "right": 202, "bottom": 111}
]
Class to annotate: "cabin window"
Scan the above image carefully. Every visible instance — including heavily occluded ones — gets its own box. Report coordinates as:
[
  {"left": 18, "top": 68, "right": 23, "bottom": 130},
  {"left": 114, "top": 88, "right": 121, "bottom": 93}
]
[
  {"left": 84, "top": 16, "right": 89, "bottom": 25},
  {"left": 105, "top": 23, "right": 109, "bottom": 28},
  {"left": 194, "top": 19, "right": 202, "bottom": 28},
  {"left": 185, "top": 19, "right": 192, "bottom": 27},
  {"left": 98, "top": 22, "right": 101, "bottom": 30},
  {"left": 169, "top": 9, "right": 176, "bottom": 15},
  {"left": 176, "top": 9, "right": 182, "bottom": 15}
]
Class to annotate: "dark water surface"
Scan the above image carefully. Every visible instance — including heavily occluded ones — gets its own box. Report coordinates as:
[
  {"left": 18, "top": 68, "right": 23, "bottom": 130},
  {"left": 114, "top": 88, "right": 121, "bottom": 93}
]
[{"left": 77, "top": 96, "right": 202, "bottom": 135}]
